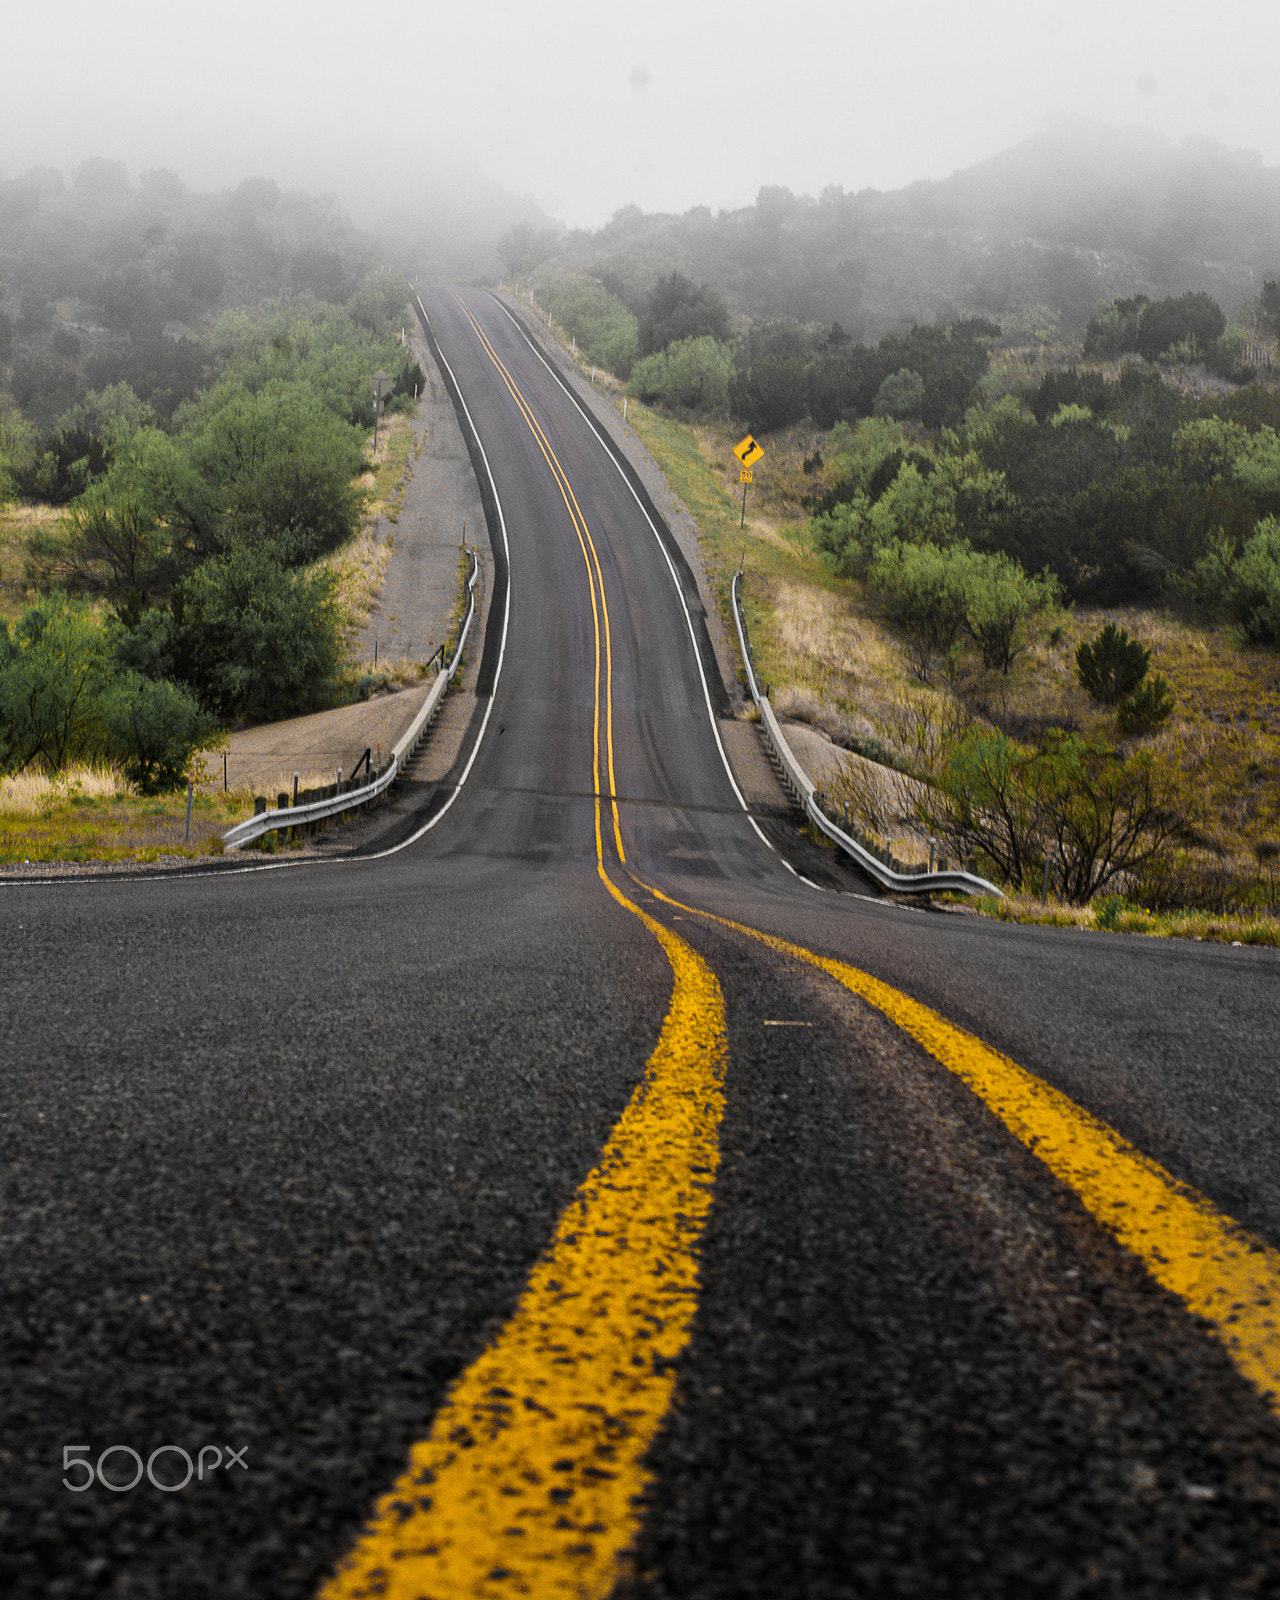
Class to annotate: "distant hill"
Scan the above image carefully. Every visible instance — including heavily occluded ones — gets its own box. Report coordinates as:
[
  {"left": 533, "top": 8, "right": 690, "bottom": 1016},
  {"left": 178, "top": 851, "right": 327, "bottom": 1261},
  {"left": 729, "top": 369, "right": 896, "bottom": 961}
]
[{"left": 551, "top": 120, "right": 1280, "bottom": 344}]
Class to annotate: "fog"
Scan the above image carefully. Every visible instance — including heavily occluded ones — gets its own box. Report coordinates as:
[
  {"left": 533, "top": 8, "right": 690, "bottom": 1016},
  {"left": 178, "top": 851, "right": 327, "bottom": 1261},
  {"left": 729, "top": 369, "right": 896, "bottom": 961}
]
[{"left": 3, "top": 0, "right": 1278, "bottom": 236}]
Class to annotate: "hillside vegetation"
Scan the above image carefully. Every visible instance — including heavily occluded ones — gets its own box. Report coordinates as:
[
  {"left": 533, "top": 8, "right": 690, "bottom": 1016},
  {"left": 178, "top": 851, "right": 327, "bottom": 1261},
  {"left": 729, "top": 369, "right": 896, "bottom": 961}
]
[
  {"left": 515, "top": 124, "right": 1280, "bottom": 924},
  {"left": 1, "top": 162, "right": 423, "bottom": 829}
]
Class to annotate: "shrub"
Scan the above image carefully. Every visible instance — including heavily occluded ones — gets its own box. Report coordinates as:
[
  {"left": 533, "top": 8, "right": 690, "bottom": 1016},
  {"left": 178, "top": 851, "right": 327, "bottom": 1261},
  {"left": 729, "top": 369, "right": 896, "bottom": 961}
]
[
  {"left": 0, "top": 592, "right": 113, "bottom": 773},
  {"left": 1116, "top": 673, "right": 1174, "bottom": 736},
  {"left": 542, "top": 279, "right": 638, "bottom": 380},
  {"left": 1075, "top": 623, "right": 1151, "bottom": 704},
  {"left": 173, "top": 542, "right": 343, "bottom": 722},
  {"left": 1225, "top": 517, "right": 1280, "bottom": 645},
  {"left": 100, "top": 673, "right": 222, "bottom": 794},
  {"left": 1092, "top": 893, "right": 1127, "bottom": 930}
]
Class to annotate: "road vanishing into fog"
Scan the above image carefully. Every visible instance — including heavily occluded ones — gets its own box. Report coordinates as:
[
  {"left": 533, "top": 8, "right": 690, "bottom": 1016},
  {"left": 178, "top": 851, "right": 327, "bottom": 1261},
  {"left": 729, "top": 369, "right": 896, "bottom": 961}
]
[{"left": 3, "top": 288, "right": 1280, "bottom": 1599}]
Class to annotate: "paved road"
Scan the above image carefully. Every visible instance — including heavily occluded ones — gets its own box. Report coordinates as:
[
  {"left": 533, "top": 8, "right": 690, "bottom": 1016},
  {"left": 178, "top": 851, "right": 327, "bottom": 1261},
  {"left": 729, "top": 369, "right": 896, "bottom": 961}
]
[{"left": 2, "top": 289, "right": 1278, "bottom": 1599}]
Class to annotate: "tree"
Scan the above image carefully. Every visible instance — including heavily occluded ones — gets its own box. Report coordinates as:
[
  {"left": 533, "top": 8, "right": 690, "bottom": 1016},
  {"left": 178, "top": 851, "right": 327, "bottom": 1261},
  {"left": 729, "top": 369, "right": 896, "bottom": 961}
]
[
  {"left": 100, "top": 673, "right": 221, "bottom": 794},
  {"left": 0, "top": 592, "right": 113, "bottom": 773},
  {"left": 628, "top": 337, "right": 732, "bottom": 414},
  {"left": 187, "top": 382, "right": 364, "bottom": 563},
  {"left": 60, "top": 383, "right": 159, "bottom": 456},
  {"left": 1224, "top": 517, "right": 1280, "bottom": 645},
  {"left": 1262, "top": 281, "right": 1280, "bottom": 341},
  {"left": 871, "top": 541, "right": 970, "bottom": 681},
  {"left": 957, "top": 549, "right": 1061, "bottom": 674},
  {"left": 873, "top": 368, "right": 924, "bottom": 420},
  {"left": 638, "top": 272, "right": 730, "bottom": 356},
  {"left": 173, "top": 542, "right": 344, "bottom": 722},
  {"left": 918, "top": 728, "right": 1042, "bottom": 890},
  {"left": 1034, "top": 736, "right": 1187, "bottom": 904},
  {"left": 730, "top": 356, "right": 809, "bottom": 432},
  {"left": 541, "top": 279, "right": 638, "bottom": 379}
]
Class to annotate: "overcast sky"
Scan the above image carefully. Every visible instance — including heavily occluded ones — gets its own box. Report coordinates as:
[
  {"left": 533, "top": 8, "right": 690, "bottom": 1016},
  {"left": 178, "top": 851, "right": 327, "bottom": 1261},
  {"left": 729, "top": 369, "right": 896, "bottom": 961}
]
[{"left": 4, "top": 0, "right": 1277, "bottom": 228}]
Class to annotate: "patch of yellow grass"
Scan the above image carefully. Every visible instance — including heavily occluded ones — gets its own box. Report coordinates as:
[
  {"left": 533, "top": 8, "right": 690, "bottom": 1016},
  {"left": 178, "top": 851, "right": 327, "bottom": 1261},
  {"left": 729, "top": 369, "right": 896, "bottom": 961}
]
[
  {"left": 317, "top": 527, "right": 392, "bottom": 639},
  {"left": 0, "top": 763, "right": 133, "bottom": 816}
]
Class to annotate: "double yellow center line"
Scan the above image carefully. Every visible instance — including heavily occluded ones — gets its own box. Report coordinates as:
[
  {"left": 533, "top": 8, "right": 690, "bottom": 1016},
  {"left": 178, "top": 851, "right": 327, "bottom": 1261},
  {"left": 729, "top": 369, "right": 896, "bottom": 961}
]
[{"left": 321, "top": 301, "right": 729, "bottom": 1598}]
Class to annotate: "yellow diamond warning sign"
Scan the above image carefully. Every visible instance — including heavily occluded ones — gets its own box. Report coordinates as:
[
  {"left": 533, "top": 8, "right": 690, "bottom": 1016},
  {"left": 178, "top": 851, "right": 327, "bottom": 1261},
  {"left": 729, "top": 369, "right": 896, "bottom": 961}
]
[{"left": 733, "top": 433, "right": 764, "bottom": 468}]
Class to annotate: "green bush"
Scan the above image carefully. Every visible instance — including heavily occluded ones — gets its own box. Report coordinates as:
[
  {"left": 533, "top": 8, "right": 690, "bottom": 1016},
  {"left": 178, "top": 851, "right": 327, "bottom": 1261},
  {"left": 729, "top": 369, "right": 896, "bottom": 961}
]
[
  {"left": 629, "top": 337, "right": 733, "bottom": 414},
  {"left": 1075, "top": 623, "right": 1151, "bottom": 704},
  {"left": 173, "top": 542, "right": 343, "bottom": 722},
  {"left": 101, "top": 673, "right": 222, "bottom": 793},
  {"left": 1116, "top": 673, "right": 1174, "bottom": 736},
  {"left": 542, "top": 279, "right": 638, "bottom": 380},
  {"left": 1226, "top": 517, "right": 1280, "bottom": 645},
  {"left": 0, "top": 592, "right": 113, "bottom": 773},
  {"left": 1092, "top": 893, "right": 1127, "bottom": 930}
]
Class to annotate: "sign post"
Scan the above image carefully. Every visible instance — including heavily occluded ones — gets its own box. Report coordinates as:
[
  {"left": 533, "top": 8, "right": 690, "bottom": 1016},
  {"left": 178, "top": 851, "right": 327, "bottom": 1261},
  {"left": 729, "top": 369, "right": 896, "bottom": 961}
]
[{"left": 733, "top": 433, "right": 765, "bottom": 528}]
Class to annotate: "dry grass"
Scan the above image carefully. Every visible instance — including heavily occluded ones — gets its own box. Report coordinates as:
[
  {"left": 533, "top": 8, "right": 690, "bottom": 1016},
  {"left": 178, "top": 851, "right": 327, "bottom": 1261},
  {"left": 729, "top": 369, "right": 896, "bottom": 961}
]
[
  {"left": 965, "top": 889, "right": 1280, "bottom": 946},
  {"left": 0, "top": 502, "right": 63, "bottom": 623},
  {"left": 0, "top": 763, "right": 131, "bottom": 816},
  {"left": 359, "top": 412, "right": 421, "bottom": 525},
  {"left": 316, "top": 526, "right": 392, "bottom": 640},
  {"left": 0, "top": 767, "right": 248, "bottom": 864}
]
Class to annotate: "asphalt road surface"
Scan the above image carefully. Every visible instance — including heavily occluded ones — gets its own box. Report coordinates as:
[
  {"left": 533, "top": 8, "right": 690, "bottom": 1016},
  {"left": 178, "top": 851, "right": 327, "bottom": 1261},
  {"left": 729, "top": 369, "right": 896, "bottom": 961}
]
[{"left": 3, "top": 289, "right": 1278, "bottom": 1600}]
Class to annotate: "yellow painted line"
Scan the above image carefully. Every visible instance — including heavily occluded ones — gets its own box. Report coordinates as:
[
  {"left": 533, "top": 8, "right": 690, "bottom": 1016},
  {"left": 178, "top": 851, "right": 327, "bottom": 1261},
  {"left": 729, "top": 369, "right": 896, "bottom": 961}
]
[
  {"left": 640, "top": 880, "right": 1280, "bottom": 1418},
  {"left": 321, "top": 302, "right": 730, "bottom": 1599},
  {"left": 454, "top": 300, "right": 625, "bottom": 863},
  {"left": 320, "top": 900, "right": 726, "bottom": 1599}
]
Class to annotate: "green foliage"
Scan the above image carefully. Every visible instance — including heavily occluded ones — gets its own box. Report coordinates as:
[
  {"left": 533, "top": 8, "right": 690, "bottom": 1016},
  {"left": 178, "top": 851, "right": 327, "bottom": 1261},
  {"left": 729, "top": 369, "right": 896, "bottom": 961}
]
[
  {"left": 935, "top": 728, "right": 1042, "bottom": 889},
  {"left": 185, "top": 381, "right": 363, "bottom": 563},
  {"left": 873, "top": 368, "right": 924, "bottom": 420},
  {"left": 731, "top": 355, "right": 809, "bottom": 433},
  {"left": 1116, "top": 672, "right": 1175, "bottom": 736},
  {"left": 345, "top": 273, "right": 414, "bottom": 338},
  {"left": 807, "top": 321, "right": 995, "bottom": 431},
  {"left": 870, "top": 538, "right": 1059, "bottom": 678},
  {"left": 918, "top": 725, "right": 1188, "bottom": 902},
  {"left": 957, "top": 548, "right": 1061, "bottom": 673},
  {"left": 59, "top": 383, "right": 159, "bottom": 455},
  {"left": 638, "top": 272, "right": 730, "bottom": 356},
  {"left": 1262, "top": 281, "right": 1280, "bottom": 341},
  {"left": 541, "top": 278, "right": 638, "bottom": 379},
  {"left": 1075, "top": 623, "right": 1151, "bottom": 704},
  {"left": 99, "top": 673, "right": 221, "bottom": 793},
  {"left": 629, "top": 337, "right": 733, "bottom": 414},
  {"left": 1092, "top": 893, "right": 1127, "bottom": 929},
  {"left": 173, "top": 543, "right": 344, "bottom": 722},
  {"left": 1224, "top": 517, "right": 1280, "bottom": 644},
  {"left": 870, "top": 540, "right": 969, "bottom": 681},
  {"left": 1083, "top": 292, "right": 1225, "bottom": 362},
  {"left": 0, "top": 592, "right": 112, "bottom": 772},
  {"left": 1028, "top": 368, "right": 1111, "bottom": 425}
]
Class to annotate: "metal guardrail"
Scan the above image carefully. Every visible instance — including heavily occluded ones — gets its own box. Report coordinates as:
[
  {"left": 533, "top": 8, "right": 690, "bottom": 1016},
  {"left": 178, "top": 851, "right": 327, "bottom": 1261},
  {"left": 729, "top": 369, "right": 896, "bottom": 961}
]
[
  {"left": 221, "top": 551, "right": 480, "bottom": 851},
  {"left": 731, "top": 569, "right": 1002, "bottom": 898}
]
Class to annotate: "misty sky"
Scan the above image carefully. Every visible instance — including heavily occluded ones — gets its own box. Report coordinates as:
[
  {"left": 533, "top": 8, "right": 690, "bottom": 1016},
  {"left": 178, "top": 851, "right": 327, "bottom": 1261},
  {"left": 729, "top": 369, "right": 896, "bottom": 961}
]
[{"left": 4, "top": 0, "right": 1277, "bottom": 227}]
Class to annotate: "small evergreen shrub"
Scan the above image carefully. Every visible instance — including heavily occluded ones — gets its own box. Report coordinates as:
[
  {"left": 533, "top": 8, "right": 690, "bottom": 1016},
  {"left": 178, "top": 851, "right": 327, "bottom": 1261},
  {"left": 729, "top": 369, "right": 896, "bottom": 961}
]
[
  {"left": 1116, "top": 673, "right": 1174, "bottom": 736},
  {"left": 1076, "top": 623, "right": 1151, "bottom": 704}
]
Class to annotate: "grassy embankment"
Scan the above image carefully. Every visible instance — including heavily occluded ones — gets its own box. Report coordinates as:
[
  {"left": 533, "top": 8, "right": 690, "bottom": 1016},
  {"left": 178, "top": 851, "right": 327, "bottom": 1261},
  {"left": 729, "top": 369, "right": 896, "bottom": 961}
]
[
  {"left": 0, "top": 411, "right": 428, "bottom": 865},
  {"left": 623, "top": 400, "right": 1280, "bottom": 945}
]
